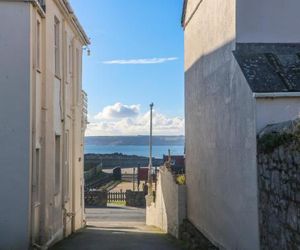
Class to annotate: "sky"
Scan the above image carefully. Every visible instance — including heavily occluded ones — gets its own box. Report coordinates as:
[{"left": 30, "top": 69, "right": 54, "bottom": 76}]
[{"left": 69, "top": 0, "right": 184, "bottom": 136}]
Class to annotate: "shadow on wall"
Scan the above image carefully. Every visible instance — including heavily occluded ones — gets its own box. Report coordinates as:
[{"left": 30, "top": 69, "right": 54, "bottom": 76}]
[{"left": 184, "top": 38, "right": 260, "bottom": 250}]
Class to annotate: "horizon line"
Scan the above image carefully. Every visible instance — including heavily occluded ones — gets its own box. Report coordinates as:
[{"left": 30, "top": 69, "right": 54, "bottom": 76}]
[{"left": 85, "top": 135, "right": 185, "bottom": 137}]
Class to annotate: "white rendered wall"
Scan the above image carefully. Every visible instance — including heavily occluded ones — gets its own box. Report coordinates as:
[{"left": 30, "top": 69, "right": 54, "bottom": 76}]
[
  {"left": 256, "top": 97, "right": 300, "bottom": 133},
  {"left": 237, "top": 0, "right": 300, "bottom": 43},
  {"left": 184, "top": 0, "right": 260, "bottom": 249},
  {"left": 146, "top": 166, "right": 186, "bottom": 238},
  {"left": 0, "top": 2, "right": 31, "bottom": 249}
]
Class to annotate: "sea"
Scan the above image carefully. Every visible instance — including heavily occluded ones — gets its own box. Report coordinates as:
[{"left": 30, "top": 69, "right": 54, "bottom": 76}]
[
  {"left": 84, "top": 145, "right": 184, "bottom": 159},
  {"left": 84, "top": 136, "right": 185, "bottom": 158}
]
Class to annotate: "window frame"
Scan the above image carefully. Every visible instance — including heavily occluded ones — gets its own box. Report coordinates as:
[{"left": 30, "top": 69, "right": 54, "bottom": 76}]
[
  {"left": 36, "top": 20, "right": 41, "bottom": 71},
  {"left": 54, "top": 16, "right": 60, "bottom": 78},
  {"left": 55, "top": 135, "right": 61, "bottom": 195}
]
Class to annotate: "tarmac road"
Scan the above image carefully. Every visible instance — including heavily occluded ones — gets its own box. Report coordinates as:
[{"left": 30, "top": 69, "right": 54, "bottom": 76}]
[{"left": 50, "top": 205, "right": 184, "bottom": 250}]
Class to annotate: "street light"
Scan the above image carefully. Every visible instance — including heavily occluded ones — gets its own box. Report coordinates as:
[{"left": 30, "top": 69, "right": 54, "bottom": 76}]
[{"left": 148, "top": 103, "right": 154, "bottom": 189}]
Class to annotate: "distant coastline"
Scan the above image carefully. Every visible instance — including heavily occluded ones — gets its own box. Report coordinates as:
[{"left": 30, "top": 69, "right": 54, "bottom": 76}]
[{"left": 84, "top": 153, "right": 164, "bottom": 170}]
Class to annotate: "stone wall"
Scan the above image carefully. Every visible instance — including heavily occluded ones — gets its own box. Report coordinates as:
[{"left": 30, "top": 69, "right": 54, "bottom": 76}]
[
  {"left": 125, "top": 190, "right": 146, "bottom": 208},
  {"left": 84, "top": 190, "right": 107, "bottom": 208},
  {"left": 257, "top": 119, "right": 300, "bottom": 250},
  {"left": 146, "top": 166, "right": 186, "bottom": 238},
  {"left": 180, "top": 220, "right": 218, "bottom": 250}
]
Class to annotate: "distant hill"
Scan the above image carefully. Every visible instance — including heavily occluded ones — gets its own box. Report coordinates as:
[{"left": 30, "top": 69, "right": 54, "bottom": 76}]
[{"left": 85, "top": 135, "right": 185, "bottom": 146}]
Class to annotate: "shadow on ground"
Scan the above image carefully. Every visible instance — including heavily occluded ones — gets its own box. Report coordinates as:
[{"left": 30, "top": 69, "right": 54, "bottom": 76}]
[
  {"left": 50, "top": 205, "right": 184, "bottom": 250},
  {"left": 50, "top": 226, "right": 183, "bottom": 250}
]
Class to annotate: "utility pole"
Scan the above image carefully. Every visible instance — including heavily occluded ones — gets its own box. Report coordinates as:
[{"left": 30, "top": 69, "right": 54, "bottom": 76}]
[
  {"left": 148, "top": 103, "right": 154, "bottom": 191},
  {"left": 133, "top": 167, "right": 136, "bottom": 191}
]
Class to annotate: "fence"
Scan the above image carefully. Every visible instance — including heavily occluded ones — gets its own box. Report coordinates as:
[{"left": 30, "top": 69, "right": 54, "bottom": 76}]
[
  {"left": 85, "top": 174, "right": 113, "bottom": 191},
  {"left": 107, "top": 191, "right": 126, "bottom": 203}
]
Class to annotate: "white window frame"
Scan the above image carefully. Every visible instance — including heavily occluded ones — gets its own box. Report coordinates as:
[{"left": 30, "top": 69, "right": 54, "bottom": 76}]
[
  {"left": 54, "top": 17, "right": 60, "bottom": 77},
  {"left": 36, "top": 20, "right": 41, "bottom": 71},
  {"left": 55, "top": 135, "right": 61, "bottom": 195}
]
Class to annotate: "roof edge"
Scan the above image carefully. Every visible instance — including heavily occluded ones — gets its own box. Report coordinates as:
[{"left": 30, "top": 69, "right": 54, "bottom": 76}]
[
  {"left": 253, "top": 92, "right": 300, "bottom": 98},
  {"left": 181, "top": 0, "right": 204, "bottom": 29},
  {"left": 56, "top": 0, "right": 90, "bottom": 45},
  {"left": 181, "top": 0, "right": 188, "bottom": 28}
]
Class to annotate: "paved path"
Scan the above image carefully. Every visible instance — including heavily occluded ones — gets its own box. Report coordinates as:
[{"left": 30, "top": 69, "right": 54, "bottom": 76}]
[{"left": 51, "top": 205, "right": 184, "bottom": 250}]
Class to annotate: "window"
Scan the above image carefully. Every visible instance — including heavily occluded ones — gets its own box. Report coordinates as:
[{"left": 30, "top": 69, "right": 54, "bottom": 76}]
[
  {"left": 69, "top": 43, "right": 73, "bottom": 76},
  {"left": 63, "top": 131, "right": 69, "bottom": 201},
  {"left": 36, "top": 20, "right": 41, "bottom": 70},
  {"left": 76, "top": 48, "right": 80, "bottom": 103},
  {"left": 32, "top": 149, "right": 40, "bottom": 203},
  {"left": 55, "top": 135, "right": 61, "bottom": 194},
  {"left": 54, "top": 17, "right": 60, "bottom": 77}
]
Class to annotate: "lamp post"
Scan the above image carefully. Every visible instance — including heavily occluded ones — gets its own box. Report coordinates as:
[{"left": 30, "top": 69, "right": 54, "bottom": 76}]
[{"left": 148, "top": 103, "right": 154, "bottom": 190}]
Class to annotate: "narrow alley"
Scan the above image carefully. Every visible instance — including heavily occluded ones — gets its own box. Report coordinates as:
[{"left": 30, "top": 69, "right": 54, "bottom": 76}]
[{"left": 50, "top": 205, "right": 184, "bottom": 250}]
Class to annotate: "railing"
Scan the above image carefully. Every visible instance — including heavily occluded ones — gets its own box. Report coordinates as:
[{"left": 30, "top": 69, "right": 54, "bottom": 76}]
[
  {"left": 107, "top": 192, "right": 126, "bottom": 203},
  {"left": 84, "top": 174, "right": 113, "bottom": 191},
  {"left": 81, "top": 90, "right": 88, "bottom": 129}
]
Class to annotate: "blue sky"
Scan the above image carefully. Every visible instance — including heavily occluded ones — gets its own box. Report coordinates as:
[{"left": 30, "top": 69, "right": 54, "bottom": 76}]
[{"left": 70, "top": 0, "right": 184, "bottom": 136}]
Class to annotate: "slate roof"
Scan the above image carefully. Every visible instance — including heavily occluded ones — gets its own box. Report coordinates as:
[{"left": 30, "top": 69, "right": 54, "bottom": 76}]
[{"left": 234, "top": 43, "right": 300, "bottom": 93}]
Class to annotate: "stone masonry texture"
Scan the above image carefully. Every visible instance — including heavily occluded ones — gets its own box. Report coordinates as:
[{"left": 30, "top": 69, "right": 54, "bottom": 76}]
[
  {"left": 179, "top": 220, "right": 219, "bottom": 250},
  {"left": 257, "top": 119, "right": 300, "bottom": 250}
]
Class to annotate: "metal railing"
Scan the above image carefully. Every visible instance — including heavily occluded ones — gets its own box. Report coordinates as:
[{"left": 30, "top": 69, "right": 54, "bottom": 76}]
[
  {"left": 107, "top": 192, "right": 126, "bottom": 203},
  {"left": 81, "top": 90, "right": 88, "bottom": 129}
]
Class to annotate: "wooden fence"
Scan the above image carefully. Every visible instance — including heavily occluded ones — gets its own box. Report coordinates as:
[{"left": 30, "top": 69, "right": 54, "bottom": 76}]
[{"left": 107, "top": 191, "right": 126, "bottom": 203}]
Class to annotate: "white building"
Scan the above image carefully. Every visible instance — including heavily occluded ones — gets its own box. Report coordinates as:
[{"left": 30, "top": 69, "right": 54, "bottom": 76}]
[
  {"left": 0, "top": 0, "right": 89, "bottom": 249},
  {"left": 182, "top": 0, "right": 300, "bottom": 249}
]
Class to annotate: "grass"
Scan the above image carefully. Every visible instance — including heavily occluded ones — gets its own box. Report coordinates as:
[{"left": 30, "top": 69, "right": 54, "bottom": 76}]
[{"left": 108, "top": 201, "right": 126, "bottom": 206}]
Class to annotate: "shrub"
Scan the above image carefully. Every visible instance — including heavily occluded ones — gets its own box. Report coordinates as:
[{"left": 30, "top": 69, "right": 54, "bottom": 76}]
[{"left": 176, "top": 174, "right": 186, "bottom": 185}]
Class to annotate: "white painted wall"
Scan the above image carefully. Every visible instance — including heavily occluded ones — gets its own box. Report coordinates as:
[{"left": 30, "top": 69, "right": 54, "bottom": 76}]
[
  {"left": 146, "top": 166, "right": 186, "bottom": 238},
  {"left": 256, "top": 97, "right": 300, "bottom": 133},
  {"left": 237, "top": 0, "right": 300, "bottom": 43},
  {"left": 0, "top": 1, "right": 87, "bottom": 248},
  {"left": 184, "top": 0, "right": 260, "bottom": 249},
  {"left": 0, "top": 2, "right": 31, "bottom": 249}
]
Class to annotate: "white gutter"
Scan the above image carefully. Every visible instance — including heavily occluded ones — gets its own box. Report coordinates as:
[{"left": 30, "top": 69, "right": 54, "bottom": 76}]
[
  {"left": 253, "top": 92, "right": 300, "bottom": 99},
  {"left": 62, "top": 0, "right": 90, "bottom": 45}
]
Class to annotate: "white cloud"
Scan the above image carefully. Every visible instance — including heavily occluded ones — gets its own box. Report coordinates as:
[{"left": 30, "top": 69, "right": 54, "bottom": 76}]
[
  {"left": 94, "top": 103, "right": 140, "bottom": 120},
  {"left": 86, "top": 103, "right": 184, "bottom": 136},
  {"left": 102, "top": 57, "right": 178, "bottom": 65}
]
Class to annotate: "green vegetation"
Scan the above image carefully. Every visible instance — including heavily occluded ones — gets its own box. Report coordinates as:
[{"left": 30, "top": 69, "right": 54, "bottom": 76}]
[
  {"left": 258, "top": 133, "right": 297, "bottom": 153},
  {"left": 108, "top": 201, "right": 126, "bottom": 206},
  {"left": 176, "top": 174, "right": 186, "bottom": 185}
]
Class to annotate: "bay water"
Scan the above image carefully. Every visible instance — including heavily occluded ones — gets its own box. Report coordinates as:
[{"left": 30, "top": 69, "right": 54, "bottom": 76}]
[{"left": 84, "top": 144, "right": 184, "bottom": 158}]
